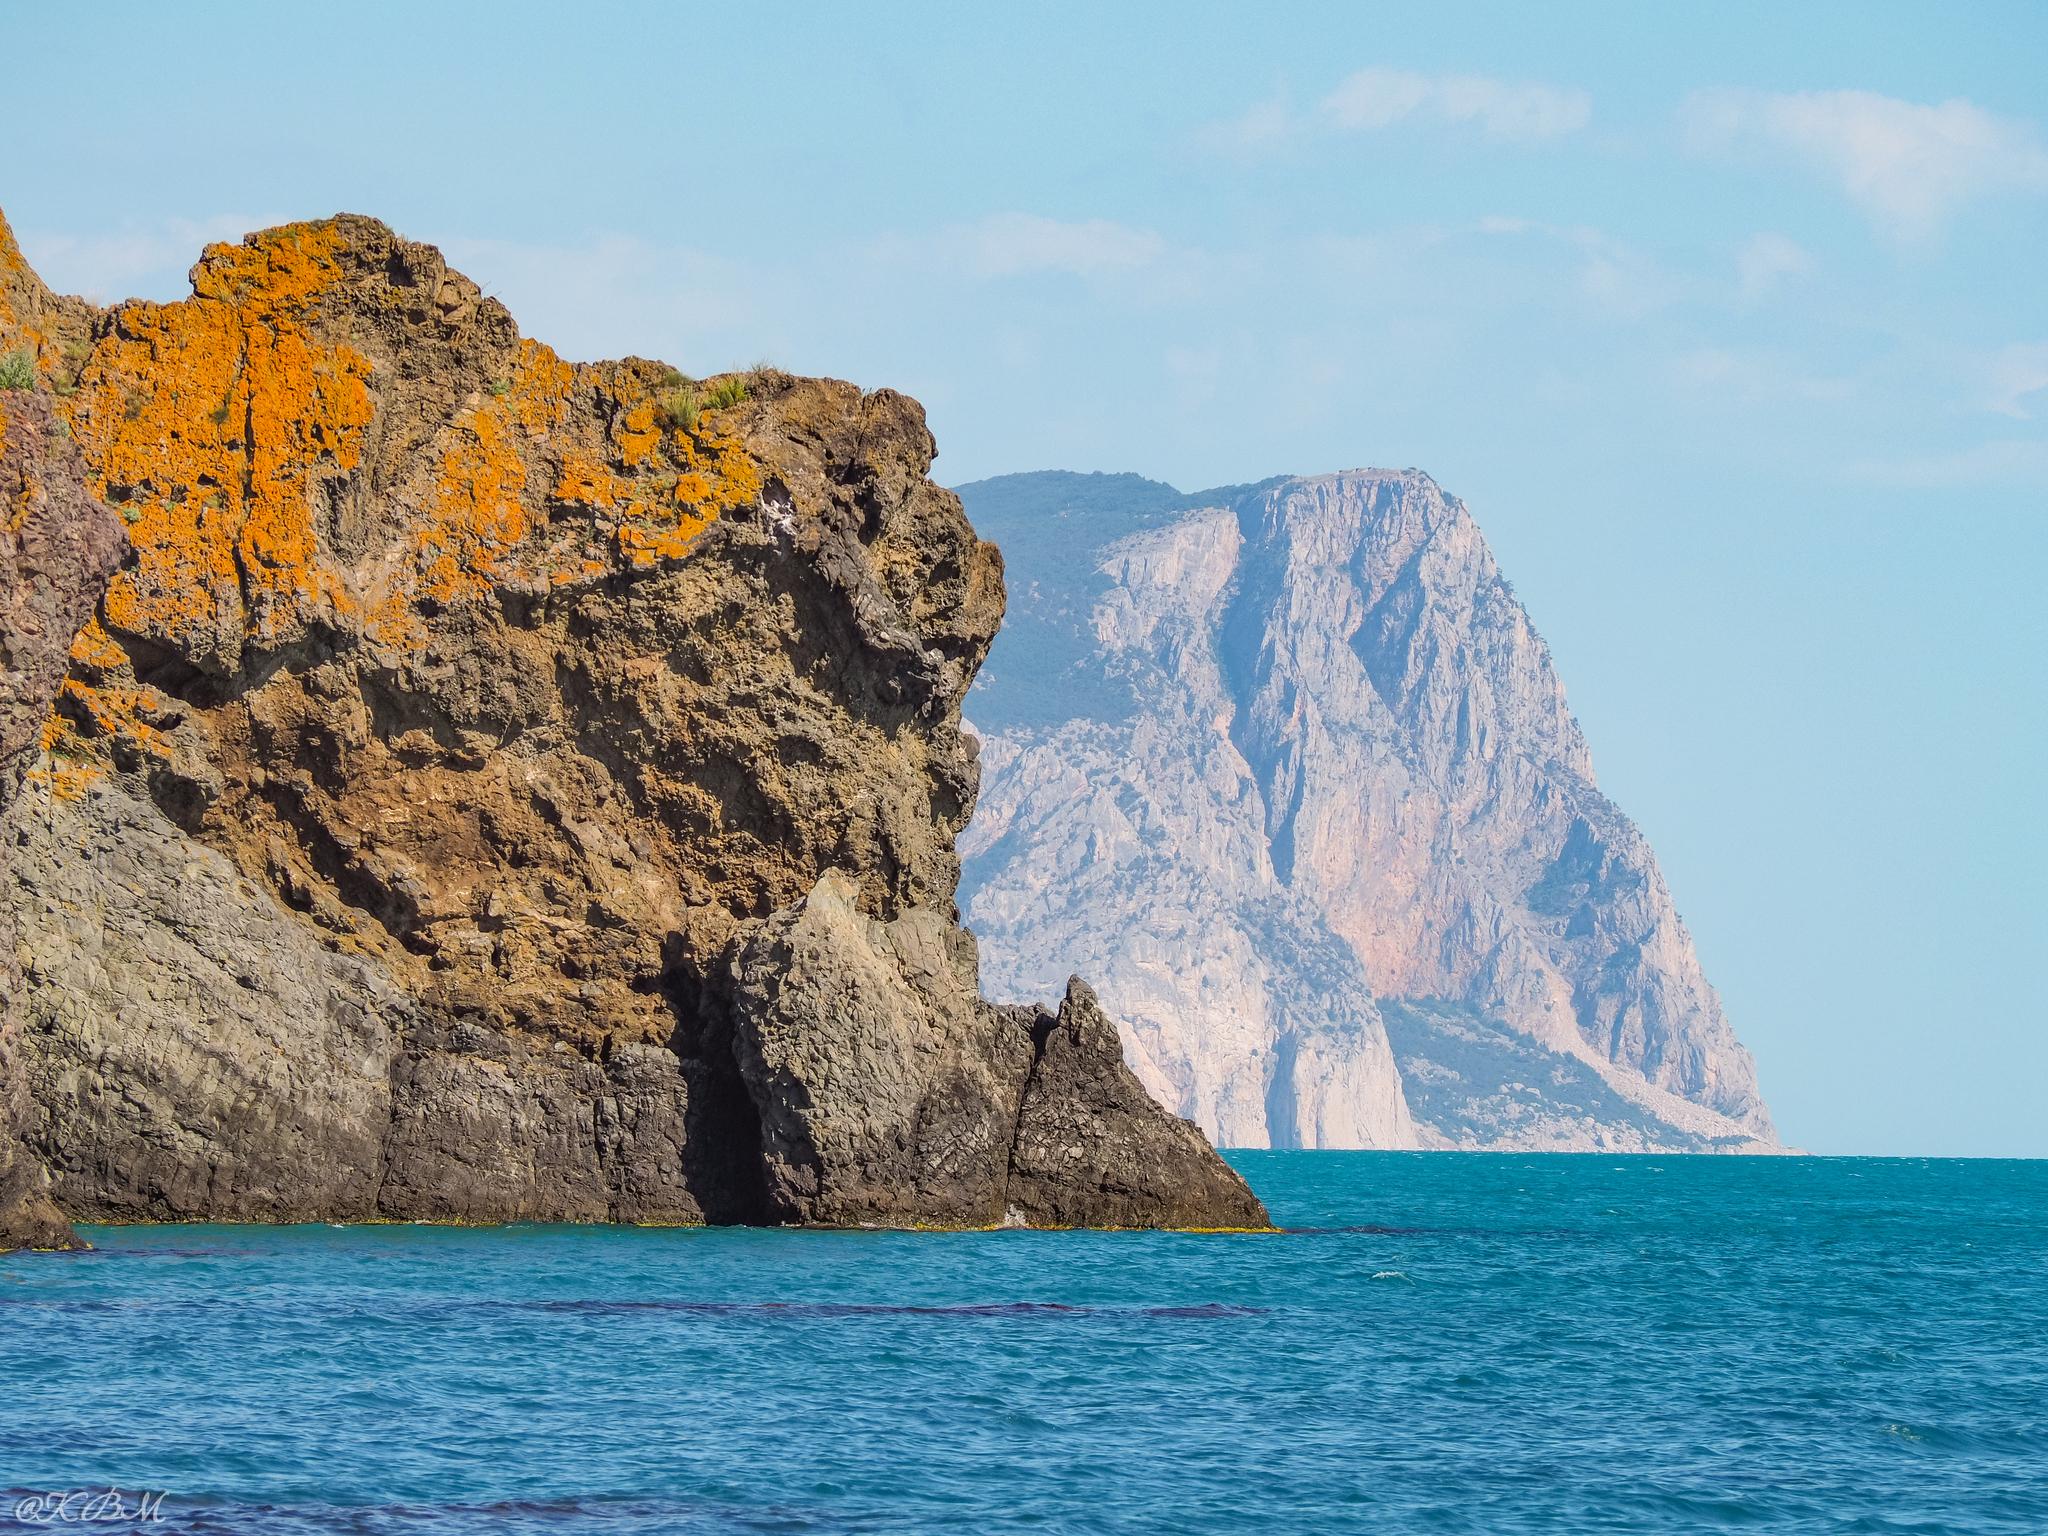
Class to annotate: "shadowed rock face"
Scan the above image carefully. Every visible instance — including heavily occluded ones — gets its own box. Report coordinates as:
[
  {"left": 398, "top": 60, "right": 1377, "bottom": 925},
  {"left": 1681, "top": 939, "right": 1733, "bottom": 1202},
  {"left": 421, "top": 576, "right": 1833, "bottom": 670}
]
[
  {"left": 958, "top": 470, "right": 1778, "bottom": 1154},
  {"left": 0, "top": 209, "right": 1265, "bottom": 1237}
]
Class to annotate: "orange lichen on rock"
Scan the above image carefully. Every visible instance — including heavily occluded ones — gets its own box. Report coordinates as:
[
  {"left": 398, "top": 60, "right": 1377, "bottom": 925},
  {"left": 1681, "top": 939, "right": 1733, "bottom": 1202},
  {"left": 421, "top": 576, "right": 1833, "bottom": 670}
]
[
  {"left": 673, "top": 416, "right": 762, "bottom": 516},
  {"left": 29, "top": 713, "right": 105, "bottom": 800},
  {"left": 552, "top": 411, "right": 759, "bottom": 569},
  {"left": 4, "top": 465, "right": 31, "bottom": 539},
  {"left": 66, "top": 222, "right": 372, "bottom": 664},
  {"left": 25, "top": 759, "right": 99, "bottom": 802},
  {"left": 366, "top": 400, "right": 534, "bottom": 644},
  {"left": 0, "top": 212, "right": 36, "bottom": 345},
  {"left": 67, "top": 616, "right": 127, "bottom": 672},
  {"left": 36, "top": 212, "right": 775, "bottom": 679},
  {"left": 58, "top": 679, "right": 170, "bottom": 757},
  {"left": 614, "top": 400, "right": 665, "bottom": 468},
  {"left": 506, "top": 339, "right": 584, "bottom": 439},
  {"left": 53, "top": 619, "right": 168, "bottom": 758},
  {"left": 627, "top": 417, "right": 762, "bottom": 564},
  {"left": 550, "top": 449, "right": 638, "bottom": 516}
]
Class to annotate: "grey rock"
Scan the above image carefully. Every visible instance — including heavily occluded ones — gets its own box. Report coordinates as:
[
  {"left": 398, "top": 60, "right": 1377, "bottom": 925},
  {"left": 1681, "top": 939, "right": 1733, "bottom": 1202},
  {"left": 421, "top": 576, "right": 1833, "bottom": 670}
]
[
  {"left": 722, "top": 869, "right": 1266, "bottom": 1228},
  {"left": 0, "top": 349, "right": 128, "bottom": 1249},
  {"left": 726, "top": 868, "right": 1033, "bottom": 1226},
  {"left": 958, "top": 470, "right": 1779, "bottom": 1153},
  {"left": 1008, "top": 977, "right": 1269, "bottom": 1229},
  {"left": 13, "top": 772, "right": 401, "bottom": 1221}
]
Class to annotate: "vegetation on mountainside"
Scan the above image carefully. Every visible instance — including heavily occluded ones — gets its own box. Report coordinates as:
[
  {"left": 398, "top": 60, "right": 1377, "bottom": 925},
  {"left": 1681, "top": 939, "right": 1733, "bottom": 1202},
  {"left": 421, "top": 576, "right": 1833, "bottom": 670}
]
[{"left": 659, "top": 370, "right": 700, "bottom": 430}]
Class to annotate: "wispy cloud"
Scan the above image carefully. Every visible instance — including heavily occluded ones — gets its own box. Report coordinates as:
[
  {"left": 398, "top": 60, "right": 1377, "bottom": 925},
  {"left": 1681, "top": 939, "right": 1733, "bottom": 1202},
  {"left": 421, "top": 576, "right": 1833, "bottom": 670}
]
[
  {"left": 1324, "top": 68, "right": 1590, "bottom": 140},
  {"left": 1682, "top": 88, "right": 2048, "bottom": 243},
  {"left": 1205, "top": 68, "right": 1589, "bottom": 155},
  {"left": 1846, "top": 439, "right": 2048, "bottom": 487},
  {"left": 1735, "top": 233, "right": 1815, "bottom": 301},
  {"left": 440, "top": 232, "right": 778, "bottom": 367},
  {"left": 1669, "top": 346, "right": 1856, "bottom": 404},
  {"left": 1978, "top": 342, "right": 2048, "bottom": 419},
  {"left": 1478, "top": 218, "right": 1694, "bottom": 319},
  {"left": 19, "top": 214, "right": 275, "bottom": 303},
  {"left": 924, "top": 213, "right": 1164, "bottom": 280}
]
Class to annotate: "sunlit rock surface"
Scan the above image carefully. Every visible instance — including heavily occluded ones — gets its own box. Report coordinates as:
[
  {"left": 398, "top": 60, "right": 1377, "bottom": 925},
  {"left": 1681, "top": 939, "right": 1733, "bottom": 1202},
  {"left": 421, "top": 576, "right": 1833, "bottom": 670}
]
[{"left": 958, "top": 471, "right": 1778, "bottom": 1153}]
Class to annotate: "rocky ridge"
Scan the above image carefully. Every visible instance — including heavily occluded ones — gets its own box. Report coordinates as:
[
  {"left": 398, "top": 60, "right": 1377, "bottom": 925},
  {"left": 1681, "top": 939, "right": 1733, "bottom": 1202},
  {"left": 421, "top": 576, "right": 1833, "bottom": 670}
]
[
  {"left": 957, "top": 471, "right": 1779, "bottom": 1153},
  {"left": 0, "top": 211, "right": 1265, "bottom": 1242}
]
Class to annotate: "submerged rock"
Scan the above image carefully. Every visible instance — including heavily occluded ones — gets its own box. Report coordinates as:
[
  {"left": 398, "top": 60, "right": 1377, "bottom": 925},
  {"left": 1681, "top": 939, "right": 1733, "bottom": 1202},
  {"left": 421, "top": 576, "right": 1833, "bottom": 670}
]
[{"left": 0, "top": 209, "right": 1265, "bottom": 1236}]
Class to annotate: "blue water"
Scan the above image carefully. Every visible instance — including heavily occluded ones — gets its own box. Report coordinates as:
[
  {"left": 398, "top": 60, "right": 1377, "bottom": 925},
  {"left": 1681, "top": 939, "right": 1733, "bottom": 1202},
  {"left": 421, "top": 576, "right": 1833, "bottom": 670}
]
[{"left": 3, "top": 1154, "right": 2043, "bottom": 1534}]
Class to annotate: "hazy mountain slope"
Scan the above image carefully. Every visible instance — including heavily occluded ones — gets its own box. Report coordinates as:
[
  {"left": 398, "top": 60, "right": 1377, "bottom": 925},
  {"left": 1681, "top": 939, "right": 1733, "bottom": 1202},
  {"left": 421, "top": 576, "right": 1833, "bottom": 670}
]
[{"left": 957, "top": 470, "right": 1777, "bottom": 1153}]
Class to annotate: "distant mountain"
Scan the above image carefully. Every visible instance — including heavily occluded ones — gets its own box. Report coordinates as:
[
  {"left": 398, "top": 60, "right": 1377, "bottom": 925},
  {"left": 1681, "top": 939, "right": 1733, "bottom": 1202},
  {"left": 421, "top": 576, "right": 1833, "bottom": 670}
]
[{"left": 956, "top": 469, "right": 1780, "bottom": 1152}]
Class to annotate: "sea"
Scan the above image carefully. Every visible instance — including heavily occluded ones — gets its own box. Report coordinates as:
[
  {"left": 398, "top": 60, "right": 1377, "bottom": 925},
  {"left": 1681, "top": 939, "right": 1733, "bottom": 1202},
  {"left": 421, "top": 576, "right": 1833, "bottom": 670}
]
[{"left": 3, "top": 1154, "right": 2042, "bottom": 1534}]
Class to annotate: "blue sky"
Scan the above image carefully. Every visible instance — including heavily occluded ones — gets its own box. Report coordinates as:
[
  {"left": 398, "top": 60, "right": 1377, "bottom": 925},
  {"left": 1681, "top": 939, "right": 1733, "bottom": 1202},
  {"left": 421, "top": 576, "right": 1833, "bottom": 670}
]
[{"left": 9, "top": 1, "right": 2044, "bottom": 1155}]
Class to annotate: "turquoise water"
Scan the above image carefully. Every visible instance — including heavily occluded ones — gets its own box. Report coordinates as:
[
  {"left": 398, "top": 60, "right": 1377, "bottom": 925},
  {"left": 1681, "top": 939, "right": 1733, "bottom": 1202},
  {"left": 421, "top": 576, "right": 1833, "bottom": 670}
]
[{"left": 3, "top": 1154, "right": 2043, "bottom": 1533}]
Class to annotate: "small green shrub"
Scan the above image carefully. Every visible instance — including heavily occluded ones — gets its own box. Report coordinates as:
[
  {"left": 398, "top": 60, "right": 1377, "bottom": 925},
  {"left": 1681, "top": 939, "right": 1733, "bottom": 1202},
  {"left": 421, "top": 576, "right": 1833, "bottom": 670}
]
[
  {"left": 663, "top": 383, "right": 701, "bottom": 431},
  {"left": 486, "top": 379, "right": 511, "bottom": 397},
  {"left": 705, "top": 377, "right": 748, "bottom": 410},
  {"left": 0, "top": 349, "right": 36, "bottom": 390}
]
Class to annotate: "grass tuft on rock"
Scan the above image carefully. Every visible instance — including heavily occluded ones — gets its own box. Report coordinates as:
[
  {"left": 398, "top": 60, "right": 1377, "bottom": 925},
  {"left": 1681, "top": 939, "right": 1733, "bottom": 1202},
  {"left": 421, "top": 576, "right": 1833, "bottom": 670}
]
[{"left": 663, "top": 382, "right": 701, "bottom": 431}]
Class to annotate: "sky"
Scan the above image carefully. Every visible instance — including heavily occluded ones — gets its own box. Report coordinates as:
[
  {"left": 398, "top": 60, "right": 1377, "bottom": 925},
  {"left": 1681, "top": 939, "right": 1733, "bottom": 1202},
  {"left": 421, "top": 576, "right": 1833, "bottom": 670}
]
[{"left": 7, "top": 0, "right": 2043, "bottom": 1156}]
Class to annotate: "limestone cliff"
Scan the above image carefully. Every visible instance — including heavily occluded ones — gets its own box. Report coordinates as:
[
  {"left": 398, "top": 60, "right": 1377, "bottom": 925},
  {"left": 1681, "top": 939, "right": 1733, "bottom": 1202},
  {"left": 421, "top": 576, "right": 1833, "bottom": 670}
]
[
  {"left": 958, "top": 471, "right": 1779, "bottom": 1153},
  {"left": 0, "top": 211, "right": 1265, "bottom": 1236}
]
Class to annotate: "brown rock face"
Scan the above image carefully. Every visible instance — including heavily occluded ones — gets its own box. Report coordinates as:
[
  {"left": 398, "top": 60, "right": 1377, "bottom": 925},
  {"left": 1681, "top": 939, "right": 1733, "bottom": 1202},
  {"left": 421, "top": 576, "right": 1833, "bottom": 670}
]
[{"left": 0, "top": 207, "right": 1264, "bottom": 1233}]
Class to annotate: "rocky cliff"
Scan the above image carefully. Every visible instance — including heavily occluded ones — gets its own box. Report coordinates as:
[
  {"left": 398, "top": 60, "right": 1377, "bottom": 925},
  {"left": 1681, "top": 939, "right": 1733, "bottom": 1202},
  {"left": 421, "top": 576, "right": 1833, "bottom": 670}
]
[
  {"left": 957, "top": 471, "right": 1779, "bottom": 1153},
  {"left": 0, "top": 211, "right": 1266, "bottom": 1240},
  {"left": 1, "top": 225, "right": 128, "bottom": 1247}
]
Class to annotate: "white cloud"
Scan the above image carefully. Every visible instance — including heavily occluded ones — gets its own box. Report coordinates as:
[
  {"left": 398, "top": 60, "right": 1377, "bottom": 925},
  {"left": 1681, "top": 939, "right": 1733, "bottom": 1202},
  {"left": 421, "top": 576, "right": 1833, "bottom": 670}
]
[
  {"left": 440, "top": 232, "right": 775, "bottom": 367},
  {"left": 1202, "top": 94, "right": 1293, "bottom": 155},
  {"left": 1735, "top": 233, "right": 1815, "bottom": 301},
  {"left": 1670, "top": 346, "right": 1855, "bottom": 404},
  {"left": 1321, "top": 68, "right": 1434, "bottom": 132},
  {"left": 1204, "top": 68, "right": 1588, "bottom": 155},
  {"left": 928, "top": 213, "right": 1164, "bottom": 280},
  {"left": 1846, "top": 439, "right": 2048, "bottom": 486},
  {"left": 1163, "top": 345, "right": 1223, "bottom": 414},
  {"left": 1980, "top": 342, "right": 2048, "bottom": 419},
  {"left": 1479, "top": 218, "right": 1693, "bottom": 318},
  {"left": 20, "top": 214, "right": 276, "bottom": 303},
  {"left": 1683, "top": 88, "right": 2048, "bottom": 243},
  {"left": 1323, "top": 68, "right": 1590, "bottom": 140}
]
